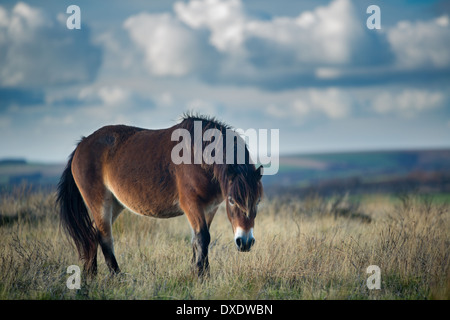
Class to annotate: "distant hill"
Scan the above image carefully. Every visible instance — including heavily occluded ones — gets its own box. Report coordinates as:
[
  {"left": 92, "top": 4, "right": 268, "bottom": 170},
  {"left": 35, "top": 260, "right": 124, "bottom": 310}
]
[
  {"left": 1, "top": 149, "right": 449, "bottom": 195},
  {"left": 263, "top": 149, "right": 450, "bottom": 196},
  {"left": 0, "top": 160, "right": 65, "bottom": 190},
  {"left": 0, "top": 158, "right": 27, "bottom": 166}
]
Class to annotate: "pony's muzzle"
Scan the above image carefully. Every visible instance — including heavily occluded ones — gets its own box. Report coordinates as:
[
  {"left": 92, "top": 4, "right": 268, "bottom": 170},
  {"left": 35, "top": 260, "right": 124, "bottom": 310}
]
[{"left": 234, "top": 227, "right": 255, "bottom": 252}]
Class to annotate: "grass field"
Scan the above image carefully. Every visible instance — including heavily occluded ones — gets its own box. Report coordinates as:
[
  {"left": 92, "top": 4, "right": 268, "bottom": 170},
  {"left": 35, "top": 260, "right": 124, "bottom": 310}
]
[{"left": 0, "top": 186, "right": 449, "bottom": 300}]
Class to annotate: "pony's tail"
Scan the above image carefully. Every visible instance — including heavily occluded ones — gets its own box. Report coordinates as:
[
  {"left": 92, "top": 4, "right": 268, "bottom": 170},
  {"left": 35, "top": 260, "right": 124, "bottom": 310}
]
[{"left": 57, "top": 144, "right": 98, "bottom": 273}]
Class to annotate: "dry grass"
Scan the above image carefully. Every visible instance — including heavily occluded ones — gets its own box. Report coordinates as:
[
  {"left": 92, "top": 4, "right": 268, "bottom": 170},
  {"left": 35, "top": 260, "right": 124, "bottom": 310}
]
[{"left": 0, "top": 186, "right": 449, "bottom": 300}]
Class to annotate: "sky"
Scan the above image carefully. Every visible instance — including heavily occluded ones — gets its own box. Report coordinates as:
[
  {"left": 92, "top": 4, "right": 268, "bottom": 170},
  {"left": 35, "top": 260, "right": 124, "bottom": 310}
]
[{"left": 0, "top": 0, "right": 449, "bottom": 162}]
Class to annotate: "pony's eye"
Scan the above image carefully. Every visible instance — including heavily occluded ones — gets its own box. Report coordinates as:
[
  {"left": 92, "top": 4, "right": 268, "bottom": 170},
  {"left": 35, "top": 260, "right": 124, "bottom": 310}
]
[{"left": 228, "top": 196, "right": 235, "bottom": 206}]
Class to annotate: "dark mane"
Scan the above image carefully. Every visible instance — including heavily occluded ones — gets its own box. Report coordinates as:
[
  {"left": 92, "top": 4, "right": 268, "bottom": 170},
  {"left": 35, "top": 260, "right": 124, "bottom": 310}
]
[
  {"left": 178, "top": 113, "right": 262, "bottom": 208},
  {"left": 179, "top": 112, "right": 232, "bottom": 133}
]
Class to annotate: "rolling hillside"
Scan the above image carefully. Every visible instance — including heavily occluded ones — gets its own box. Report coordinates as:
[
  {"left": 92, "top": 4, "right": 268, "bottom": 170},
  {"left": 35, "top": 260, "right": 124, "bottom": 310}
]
[
  {"left": 263, "top": 149, "right": 450, "bottom": 196},
  {"left": 0, "top": 159, "right": 65, "bottom": 190},
  {"left": 1, "top": 149, "right": 450, "bottom": 196}
]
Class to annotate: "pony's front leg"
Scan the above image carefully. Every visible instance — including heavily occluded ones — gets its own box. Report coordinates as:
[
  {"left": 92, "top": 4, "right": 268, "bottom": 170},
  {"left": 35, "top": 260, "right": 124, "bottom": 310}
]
[
  {"left": 192, "top": 227, "right": 211, "bottom": 277},
  {"left": 179, "top": 194, "right": 211, "bottom": 277}
]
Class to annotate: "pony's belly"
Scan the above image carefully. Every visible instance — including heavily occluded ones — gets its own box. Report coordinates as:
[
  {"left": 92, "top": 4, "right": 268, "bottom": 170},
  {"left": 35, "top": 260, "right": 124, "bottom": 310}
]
[
  {"left": 148, "top": 205, "right": 184, "bottom": 218},
  {"left": 105, "top": 183, "right": 184, "bottom": 219},
  {"left": 120, "top": 200, "right": 184, "bottom": 219}
]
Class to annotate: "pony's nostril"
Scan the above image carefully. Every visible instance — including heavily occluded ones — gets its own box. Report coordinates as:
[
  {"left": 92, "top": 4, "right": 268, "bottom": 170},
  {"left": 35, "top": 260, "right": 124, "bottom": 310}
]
[
  {"left": 250, "top": 238, "right": 255, "bottom": 247},
  {"left": 235, "top": 237, "right": 243, "bottom": 249}
]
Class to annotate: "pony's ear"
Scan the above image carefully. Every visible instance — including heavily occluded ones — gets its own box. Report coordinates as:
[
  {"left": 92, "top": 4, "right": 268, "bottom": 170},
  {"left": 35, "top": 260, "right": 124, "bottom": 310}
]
[{"left": 255, "top": 165, "right": 263, "bottom": 181}]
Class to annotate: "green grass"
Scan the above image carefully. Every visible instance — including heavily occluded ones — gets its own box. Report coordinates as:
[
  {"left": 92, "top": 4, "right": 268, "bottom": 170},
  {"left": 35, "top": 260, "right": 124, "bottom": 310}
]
[{"left": 0, "top": 187, "right": 449, "bottom": 300}]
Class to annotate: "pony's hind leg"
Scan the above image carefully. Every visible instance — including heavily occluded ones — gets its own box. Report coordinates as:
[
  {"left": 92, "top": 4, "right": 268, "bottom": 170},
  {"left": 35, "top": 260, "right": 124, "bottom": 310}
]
[{"left": 93, "top": 190, "right": 123, "bottom": 274}]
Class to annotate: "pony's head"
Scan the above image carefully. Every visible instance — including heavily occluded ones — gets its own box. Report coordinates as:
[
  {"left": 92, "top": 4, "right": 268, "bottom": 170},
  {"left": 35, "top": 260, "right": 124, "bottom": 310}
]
[
  {"left": 184, "top": 113, "right": 264, "bottom": 252},
  {"left": 225, "top": 164, "right": 263, "bottom": 252}
]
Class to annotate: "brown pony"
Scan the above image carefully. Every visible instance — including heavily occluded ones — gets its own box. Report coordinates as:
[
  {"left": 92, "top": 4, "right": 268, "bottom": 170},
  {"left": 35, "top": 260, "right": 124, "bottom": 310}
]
[{"left": 57, "top": 114, "right": 263, "bottom": 277}]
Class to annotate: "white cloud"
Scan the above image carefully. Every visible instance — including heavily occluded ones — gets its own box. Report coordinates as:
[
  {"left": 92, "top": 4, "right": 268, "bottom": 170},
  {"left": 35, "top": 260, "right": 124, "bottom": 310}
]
[
  {"left": 122, "top": 0, "right": 371, "bottom": 86},
  {"left": 174, "top": 0, "right": 246, "bottom": 53},
  {"left": 174, "top": 0, "right": 363, "bottom": 66},
  {"left": 315, "top": 68, "right": 342, "bottom": 80},
  {"left": 264, "top": 86, "right": 447, "bottom": 123},
  {"left": 7, "top": 2, "right": 49, "bottom": 37},
  {"left": 266, "top": 88, "right": 352, "bottom": 121},
  {"left": 122, "top": 0, "right": 450, "bottom": 90},
  {"left": 78, "top": 84, "right": 155, "bottom": 110},
  {"left": 0, "top": 2, "right": 101, "bottom": 88},
  {"left": 120, "top": 0, "right": 450, "bottom": 90},
  {"left": 372, "top": 89, "right": 445, "bottom": 117},
  {"left": 124, "top": 13, "right": 202, "bottom": 76},
  {"left": 97, "top": 86, "right": 131, "bottom": 106},
  {"left": 294, "top": 88, "right": 351, "bottom": 119},
  {"left": 388, "top": 15, "right": 450, "bottom": 69},
  {"left": 245, "top": 0, "right": 362, "bottom": 66}
]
